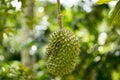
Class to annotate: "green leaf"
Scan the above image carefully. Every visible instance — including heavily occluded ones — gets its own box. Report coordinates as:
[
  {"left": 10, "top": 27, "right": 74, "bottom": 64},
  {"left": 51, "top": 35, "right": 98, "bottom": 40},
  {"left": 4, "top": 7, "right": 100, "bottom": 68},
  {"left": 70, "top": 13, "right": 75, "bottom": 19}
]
[
  {"left": 97, "top": 0, "right": 116, "bottom": 4},
  {"left": 110, "top": 1, "right": 120, "bottom": 26}
]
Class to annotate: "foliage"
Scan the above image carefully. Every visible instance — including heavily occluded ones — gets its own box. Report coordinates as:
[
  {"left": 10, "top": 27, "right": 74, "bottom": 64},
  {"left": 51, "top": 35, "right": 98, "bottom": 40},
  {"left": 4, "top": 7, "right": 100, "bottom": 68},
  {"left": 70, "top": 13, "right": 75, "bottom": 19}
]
[
  {"left": 97, "top": 0, "right": 120, "bottom": 27},
  {"left": 97, "top": 0, "right": 116, "bottom": 4},
  {"left": 110, "top": 0, "right": 120, "bottom": 26},
  {"left": 0, "top": 61, "right": 34, "bottom": 80}
]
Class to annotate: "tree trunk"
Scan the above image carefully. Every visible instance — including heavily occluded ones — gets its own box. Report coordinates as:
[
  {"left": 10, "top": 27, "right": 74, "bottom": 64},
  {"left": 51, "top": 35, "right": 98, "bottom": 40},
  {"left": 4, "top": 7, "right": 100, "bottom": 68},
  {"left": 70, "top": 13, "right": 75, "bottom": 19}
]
[
  {"left": 21, "top": 0, "right": 35, "bottom": 68},
  {"left": 91, "top": 69, "right": 96, "bottom": 80}
]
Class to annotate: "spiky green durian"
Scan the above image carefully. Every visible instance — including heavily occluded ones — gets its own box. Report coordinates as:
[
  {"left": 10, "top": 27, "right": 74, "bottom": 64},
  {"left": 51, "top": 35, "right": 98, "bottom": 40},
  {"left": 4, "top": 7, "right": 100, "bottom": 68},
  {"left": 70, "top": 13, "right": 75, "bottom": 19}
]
[{"left": 46, "top": 28, "right": 80, "bottom": 76}]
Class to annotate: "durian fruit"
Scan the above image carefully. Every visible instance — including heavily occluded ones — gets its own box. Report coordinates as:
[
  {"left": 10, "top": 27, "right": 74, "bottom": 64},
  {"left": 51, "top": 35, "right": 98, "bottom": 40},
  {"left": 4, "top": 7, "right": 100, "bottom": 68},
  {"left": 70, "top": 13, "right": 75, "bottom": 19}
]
[{"left": 46, "top": 28, "right": 80, "bottom": 76}]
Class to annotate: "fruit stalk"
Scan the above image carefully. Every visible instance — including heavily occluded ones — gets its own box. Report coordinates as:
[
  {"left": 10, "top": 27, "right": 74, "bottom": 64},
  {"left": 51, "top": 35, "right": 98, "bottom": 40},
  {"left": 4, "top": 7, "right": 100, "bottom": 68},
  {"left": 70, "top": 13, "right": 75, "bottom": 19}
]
[{"left": 57, "top": 0, "right": 62, "bottom": 28}]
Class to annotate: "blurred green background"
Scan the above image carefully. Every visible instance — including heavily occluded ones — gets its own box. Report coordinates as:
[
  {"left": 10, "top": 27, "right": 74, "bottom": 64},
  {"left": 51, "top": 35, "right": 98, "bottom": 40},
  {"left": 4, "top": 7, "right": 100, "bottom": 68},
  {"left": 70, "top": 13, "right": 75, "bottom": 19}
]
[{"left": 0, "top": 0, "right": 120, "bottom": 80}]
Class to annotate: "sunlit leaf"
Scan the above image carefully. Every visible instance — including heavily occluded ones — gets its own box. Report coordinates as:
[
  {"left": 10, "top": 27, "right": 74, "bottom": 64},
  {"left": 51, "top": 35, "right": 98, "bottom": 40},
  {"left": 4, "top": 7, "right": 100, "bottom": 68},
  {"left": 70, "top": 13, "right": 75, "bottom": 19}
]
[
  {"left": 110, "top": 1, "right": 120, "bottom": 26},
  {"left": 97, "top": 0, "right": 116, "bottom": 4}
]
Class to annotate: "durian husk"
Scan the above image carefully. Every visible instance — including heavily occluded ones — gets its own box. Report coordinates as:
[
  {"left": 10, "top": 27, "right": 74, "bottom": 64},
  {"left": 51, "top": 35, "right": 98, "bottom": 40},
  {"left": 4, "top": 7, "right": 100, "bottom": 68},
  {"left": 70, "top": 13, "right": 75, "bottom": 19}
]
[{"left": 46, "top": 28, "right": 80, "bottom": 76}]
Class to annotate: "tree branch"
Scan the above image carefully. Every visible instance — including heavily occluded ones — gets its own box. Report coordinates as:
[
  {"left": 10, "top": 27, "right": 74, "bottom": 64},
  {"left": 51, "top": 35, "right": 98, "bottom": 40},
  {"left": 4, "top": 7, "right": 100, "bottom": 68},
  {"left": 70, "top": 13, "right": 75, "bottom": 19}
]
[{"left": 57, "top": 0, "right": 62, "bottom": 28}]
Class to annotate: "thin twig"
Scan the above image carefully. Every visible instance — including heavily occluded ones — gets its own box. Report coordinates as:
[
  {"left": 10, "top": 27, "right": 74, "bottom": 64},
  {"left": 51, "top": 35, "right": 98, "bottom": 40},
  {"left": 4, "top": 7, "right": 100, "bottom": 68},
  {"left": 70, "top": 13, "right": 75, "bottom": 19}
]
[{"left": 57, "top": 0, "right": 62, "bottom": 28}]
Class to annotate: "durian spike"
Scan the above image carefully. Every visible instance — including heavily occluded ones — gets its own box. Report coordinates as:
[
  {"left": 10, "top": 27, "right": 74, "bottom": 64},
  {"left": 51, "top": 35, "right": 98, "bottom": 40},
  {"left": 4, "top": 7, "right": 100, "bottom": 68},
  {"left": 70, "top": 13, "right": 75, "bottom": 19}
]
[{"left": 57, "top": 0, "right": 63, "bottom": 29}]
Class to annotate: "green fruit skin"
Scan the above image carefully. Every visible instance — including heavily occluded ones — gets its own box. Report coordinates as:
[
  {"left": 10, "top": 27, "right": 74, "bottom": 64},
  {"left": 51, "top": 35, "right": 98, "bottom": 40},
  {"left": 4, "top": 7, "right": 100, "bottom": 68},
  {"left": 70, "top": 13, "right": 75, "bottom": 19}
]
[{"left": 46, "top": 28, "right": 80, "bottom": 76}]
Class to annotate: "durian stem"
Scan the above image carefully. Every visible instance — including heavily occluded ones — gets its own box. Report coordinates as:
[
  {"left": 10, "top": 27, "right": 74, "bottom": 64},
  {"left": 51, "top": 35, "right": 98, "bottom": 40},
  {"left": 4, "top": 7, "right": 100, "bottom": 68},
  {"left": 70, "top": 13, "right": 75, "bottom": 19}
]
[{"left": 57, "top": 0, "right": 63, "bottom": 29}]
